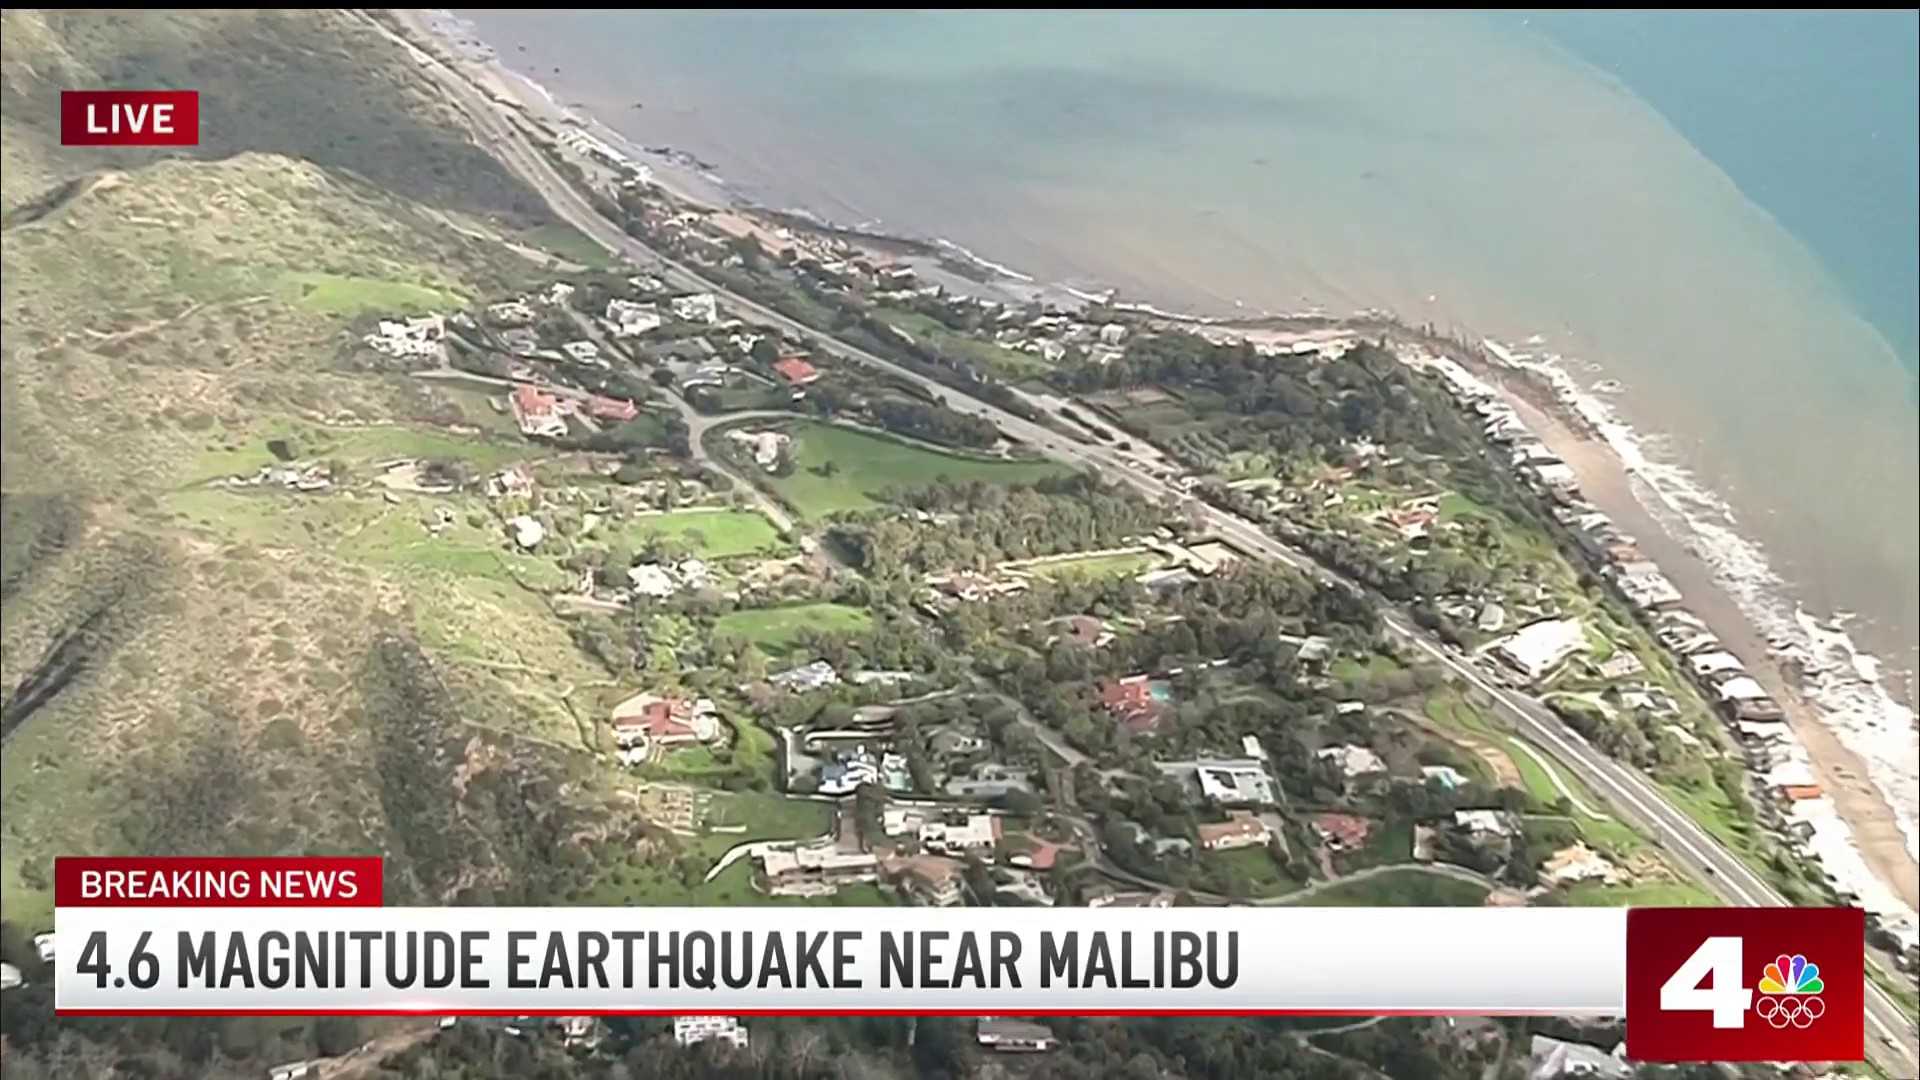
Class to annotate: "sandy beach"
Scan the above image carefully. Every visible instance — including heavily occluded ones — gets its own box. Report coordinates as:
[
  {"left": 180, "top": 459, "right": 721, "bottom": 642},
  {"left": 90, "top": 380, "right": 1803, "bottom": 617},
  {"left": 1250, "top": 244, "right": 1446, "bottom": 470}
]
[
  {"left": 396, "top": 9, "right": 1917, "bottom": 921},
  {"left": 1494, "top": 380, "right": 1920, "bottom": 914}
]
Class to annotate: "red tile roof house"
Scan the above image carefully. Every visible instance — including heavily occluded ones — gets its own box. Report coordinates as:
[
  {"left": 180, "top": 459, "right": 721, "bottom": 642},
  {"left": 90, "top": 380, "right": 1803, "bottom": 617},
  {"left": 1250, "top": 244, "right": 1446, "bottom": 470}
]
[
  {"left": 609, "top": 693, "right": 719, "bottom": 749},
  {"left": 1097, "top": 678, "right": 1161, "bottom": 735},
  {"left": 588, "top": 395, "right": 639, "bottom": 422},
  {"left": 509, "top": 383, "right": 569, "bottom": 439},
  {"left": 770, "top": 355, "right": 821, "bottom": 386},
  {"left": 1312, "top": 813, "right": 1372, "bottom": 852},
  {"left": 1009, "top": 837, "right": 1064, "bottom": 871}
]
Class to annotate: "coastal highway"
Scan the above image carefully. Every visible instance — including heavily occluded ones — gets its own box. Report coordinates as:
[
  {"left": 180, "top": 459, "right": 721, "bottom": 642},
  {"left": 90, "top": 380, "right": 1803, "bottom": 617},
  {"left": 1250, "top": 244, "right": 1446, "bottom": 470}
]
[{"left": 392, "top": 21, "right": 1920, "bottom": 1071}]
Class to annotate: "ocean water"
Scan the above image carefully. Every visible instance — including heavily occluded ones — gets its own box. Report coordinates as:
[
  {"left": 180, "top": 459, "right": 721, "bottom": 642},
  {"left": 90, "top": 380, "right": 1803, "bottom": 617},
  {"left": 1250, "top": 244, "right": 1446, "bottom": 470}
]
[{"left": 453, "top": 11, "right": 1918, "bottom": 854}]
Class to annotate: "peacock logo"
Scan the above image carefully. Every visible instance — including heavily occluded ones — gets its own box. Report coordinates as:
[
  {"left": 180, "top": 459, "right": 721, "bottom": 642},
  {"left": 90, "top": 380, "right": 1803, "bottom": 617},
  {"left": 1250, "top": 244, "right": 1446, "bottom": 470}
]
[{"left": 1754, "top": 953, "right": 1825, "bottom": 1029}]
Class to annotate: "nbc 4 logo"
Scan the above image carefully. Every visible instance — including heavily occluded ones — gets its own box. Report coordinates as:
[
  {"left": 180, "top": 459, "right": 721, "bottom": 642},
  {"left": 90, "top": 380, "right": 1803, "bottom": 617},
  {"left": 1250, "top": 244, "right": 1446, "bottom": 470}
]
[{"left": 1660, "top": 937, "right": 1827, "bottom": 1029}]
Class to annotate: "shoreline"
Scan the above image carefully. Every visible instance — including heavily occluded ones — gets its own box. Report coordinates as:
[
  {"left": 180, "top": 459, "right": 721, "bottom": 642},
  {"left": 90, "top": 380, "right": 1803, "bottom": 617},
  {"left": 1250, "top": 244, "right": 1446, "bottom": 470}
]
[{"left": 397, "top": 9, "right": 1917, "bottom": 927}]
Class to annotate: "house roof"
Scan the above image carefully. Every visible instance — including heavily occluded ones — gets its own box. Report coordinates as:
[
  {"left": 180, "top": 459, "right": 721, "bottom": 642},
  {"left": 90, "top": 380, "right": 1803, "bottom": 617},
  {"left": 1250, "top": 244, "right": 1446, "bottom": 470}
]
[
  {"left": 1195, "top": 812, "right": 1267, "bottom": 847},
  {"left": 1313, "top": 813, "right": 1372, "bottom": 848},
  {"left": 771, "top": 355, "right": 819, "bottom": 384}
]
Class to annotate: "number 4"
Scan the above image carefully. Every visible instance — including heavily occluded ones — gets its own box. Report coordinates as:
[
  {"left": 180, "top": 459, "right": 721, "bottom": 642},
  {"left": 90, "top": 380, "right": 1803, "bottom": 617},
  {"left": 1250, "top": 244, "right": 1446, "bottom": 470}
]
[{"left": 1660, "top": 936, "right": 1753, "bottom": 1029}]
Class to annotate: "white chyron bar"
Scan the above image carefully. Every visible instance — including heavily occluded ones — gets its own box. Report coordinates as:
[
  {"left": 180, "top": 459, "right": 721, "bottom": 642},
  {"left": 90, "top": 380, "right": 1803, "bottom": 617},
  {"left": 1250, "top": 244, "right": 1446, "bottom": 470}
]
[{"left": 55, "top": 907, "right": 1627, "bottom": 1015}]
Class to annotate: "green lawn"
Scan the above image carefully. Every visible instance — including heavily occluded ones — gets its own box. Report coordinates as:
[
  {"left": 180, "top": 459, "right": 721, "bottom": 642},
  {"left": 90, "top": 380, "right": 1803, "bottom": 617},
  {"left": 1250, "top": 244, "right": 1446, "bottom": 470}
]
[
  {"left": 190, "top": 422, "right": 527, "bottom": 483},
  {"left": 277, "top": 271, "right": 465, "bottom": 315},
  {"left": 1024, "top": 550, "right": 1161, "bottom": 581},
  {"left": 1287, "top": 868, "right": 1490, "bottom": 907},
  {"left": 715, "top": 602, "right": 872, "bottom": 655},
  {"left": 1202, "top": 845, "right": 1300, "bottom": 900},
  {"left": 1562, "top": 881, "right": 1716, "bottom": 907},
  {"left": 752, "top": 422, "right": 1067, "bottom": 518},
  {"left": 616, "top": 509, "right": 788, "bottom": 558},
  {"left": 521, "top": 222, "right": 616, "bottom": 269}
]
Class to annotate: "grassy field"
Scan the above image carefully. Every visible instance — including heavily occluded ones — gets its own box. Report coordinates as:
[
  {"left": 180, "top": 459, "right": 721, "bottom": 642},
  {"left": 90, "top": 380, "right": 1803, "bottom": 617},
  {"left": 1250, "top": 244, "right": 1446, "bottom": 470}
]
[
  {"left": 189, "top": 421, "right": 528, "bottom": 484},
  {"left": 874, "top": 309, "right": 1049, "bottom": 378},
  {"left": 520, "top": 222, "right": 616, "bottom": 269},
  {"left": 616, "top": 509, "right": 788, "bottom": 559},
  {"left": 277, "top": 270, "right": 465, "bottom": 316},
  {"left": 579, "top": 793, "right": 859, "bottom": 906},
  {"left": 1287, "top": 868, "right": 1490, "bottom": 907},
  {"left": 1562, "top": 881, "right": 1717, "bottom": 907},
  {"left": 1202, "top": 845, "right": 1300, "bottom": 900},
  {"left": 1023, "top": 550, "right": 1161, "bottom": 581},
  {"left": 715, "top": 602, "right": 872, "bottom": 656},
  {"left": 752, "top": 421, "right": 1067, "bottom": 518}
]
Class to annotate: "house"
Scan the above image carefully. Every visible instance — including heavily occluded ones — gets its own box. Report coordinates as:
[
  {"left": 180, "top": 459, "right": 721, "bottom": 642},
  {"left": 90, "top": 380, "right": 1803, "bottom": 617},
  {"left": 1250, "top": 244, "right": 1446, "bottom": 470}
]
[
  {"left": 770, "top": 659, "right": 839, "bottom": 692},
  {"left": 1196, "top": 810, "right": 1270, "bottom": 851},
  {"left": 1453, "top": 809, "right": 1516, "bottom": 839},
  {"left": 1313, "top": 813, "right": 1372, "bottom": 852},
  {"left": 674, "top": 1015, "right": 748, "bottom": 1049},
  {"left": 1687, "top": 650, "right": 1746, "bottom": 679},
  {"left": 0, "top": 962, "right": 21, "bottom": 991},
  {"left": 1594, "top": 652, "right": 1644, "bottom": 680},
  {"left": 726, "top": 428, "right": 789, "bottom": 470},
  {"left": 588, "top": 395, "right": 639, "bottom": 422},
  {"left": 1195, "top": 760, "right": 1278, "bottom": 805},
  {"left": 507, "top": 515, "right": 545, "bottom": 550},
  {"left": 1476, "top": 601, "right": 1508, "bottom": 633},
  {"left": 670, "top": 292, "right": 719, "bottom": 324},
  {"left": 542, "top": 282, "right": 576, "bottom": 307},
  {"left": 1726, "top": 696, "right": 1786, "bottom": 724},
  {"left": 1611, "top": 561, "right": 1682, "bottom": 610},
  {"left": 1420, "top": 765, "right": 1468, "bottom": 790},
  {"left": 609, "top": 693, "right": 720, "bottom": 749},
  {"left": 1527, "top": 1035, "right": 1629, "bottom": 1080},
  {"left": 486, "top": 465, "right": 534, "bottom": 500},
  {"left": 891, "top": 854, "right": 965, "bottom": 906},
  {"left": 1242, "top": 734, "right": 1268, "bottom": 760},
  {"left": 771, "top": 354, "right": 821, "bottom": 386},
  {"left": 508, "top": 383, "right": 569, "bottom": 439},
  {"left": 1098, "top": 322, "right": 1128, "bottom": 345},
  {"left": 485, "top": 299, "right": 536, "bottom": 326},
  {"left": 1097, "top": 677, "right": 1161, "bottom": 732},
  {"left": 363, "top": 314, "right": 444, "bottom": 359},
  {"left": 757, "top": 842, "right": 878, "bottom": 896},
  {"left": 1779, "top": 784, "right": 1824, "bottom": 802},
  {"left": 818, "top": 751, "right": 880, "bottom": 796},
  {"left": 1009, "top": 837, "right": 1063, "bottom": 871},
  {"left": 1541, "top": 843, "right": 1620, "bottom": 886},
  {"left": 604, "top": 298, "right": 662, "bottom": 337},
  {"left": 977, "top": 1018, "right": 1058, "bottom": 1053},
  {"left": 1317, "top": 744, "right": 1386, "bottom": 779},
  {"left": 1380, "top": 506, "right": 1439, "bottom": 541},
  {"left": 882, "top": 807, "right": 927, "bottom": 836},
  {"left": 627, "top": 562, "right": 678, "bottom": 598},
  {"left": 1713, "top": 675, "right": 1770, "bottom": 703},
  {"left": 560, "top": 339, "right": 601, "bottom": 364},
  {"left": 1493, "top": 618, "right": 1586, "bottom": 681},
  {"left": 1058, "top": 615, "right": 1113, "bottom": 649},
  {"left": 921, "top": 813, "right": 1001, "bottom": 852},
  {"left": 33, "top": 933, "right": 53, "bottom": 963},
  {"left": 268, "top": 1061, "right": 318, "bottom": 1080}
]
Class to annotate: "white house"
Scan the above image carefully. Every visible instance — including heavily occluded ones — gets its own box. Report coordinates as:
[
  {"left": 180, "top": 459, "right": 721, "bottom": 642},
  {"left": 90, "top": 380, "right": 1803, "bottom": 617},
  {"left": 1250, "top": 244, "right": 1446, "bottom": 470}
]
[
  {"left": 560, "top": 340, "right": 602, "bottom": 364},
  {"left": 674, "top": 1015, "right": 748, "bottom": 1049},
  {"left": 1317, "top": 744, "right": 1386, "bottom": 779},
  {"left": 507, "top": 515, "right": 545, "bottom": 550},
  {"left": 670, "top": 293, "right": 719, "bottom": 324},
  {"left": 364, "top": 314, "right": 444, "bottom": 358},
  {"left": 1453, "top": 809, "right": 1516, "bottom": 838},
  {"left": 627, "top": 562, "right": 678, "bottom": 598},
  {"left": 770, "top": 659, "right": 839, "bottom": 692},
  {"left": 604, "top": 298, "right": 662, "bottom": 338},
  {"left": 1493, "top": 618, "right": 1586, "bottom": 681}
]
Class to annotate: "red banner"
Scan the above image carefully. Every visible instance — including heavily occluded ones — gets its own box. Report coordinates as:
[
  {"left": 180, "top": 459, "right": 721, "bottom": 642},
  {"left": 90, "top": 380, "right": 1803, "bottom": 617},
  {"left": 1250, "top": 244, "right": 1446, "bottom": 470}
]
[
  {"left": 1627, "top": 906, "right": 1863, "bottom": 1062},
  {"left": 56, "top": 857, "right": 382, "bottom": 907},
  {"left": 60, "top": 90, "right": 199, "bottom": 146}
]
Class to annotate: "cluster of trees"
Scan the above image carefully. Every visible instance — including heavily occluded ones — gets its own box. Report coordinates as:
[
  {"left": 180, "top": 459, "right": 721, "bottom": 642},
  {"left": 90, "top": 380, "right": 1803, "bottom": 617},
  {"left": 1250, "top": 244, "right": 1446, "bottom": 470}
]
[{"left": 829, "top": 475, "right": 1164, "bottom": 576}]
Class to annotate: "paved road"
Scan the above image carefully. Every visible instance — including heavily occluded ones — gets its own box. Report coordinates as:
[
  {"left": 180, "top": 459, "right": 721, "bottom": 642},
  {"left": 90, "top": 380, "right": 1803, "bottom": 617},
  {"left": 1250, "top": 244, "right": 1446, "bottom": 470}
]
[{"left": 390, "top": 21, "right": 1919, "bottom": 1070}]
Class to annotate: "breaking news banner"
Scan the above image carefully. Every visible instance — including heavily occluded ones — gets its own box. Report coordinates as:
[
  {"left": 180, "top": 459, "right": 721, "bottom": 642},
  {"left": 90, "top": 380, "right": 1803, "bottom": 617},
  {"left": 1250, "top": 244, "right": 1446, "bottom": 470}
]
[{"left": 53, "top": 858, "right": 1863, "bottom": 1063}]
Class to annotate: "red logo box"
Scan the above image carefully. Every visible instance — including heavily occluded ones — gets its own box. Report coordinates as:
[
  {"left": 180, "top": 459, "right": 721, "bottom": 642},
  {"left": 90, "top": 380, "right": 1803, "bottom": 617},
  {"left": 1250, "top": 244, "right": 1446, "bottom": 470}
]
[
  {"left": 1627, "top": 907, "right": 1863, "bottom": 1063},
  {"left": 60, "top": 90, "right": 198, "bottom": 146}
]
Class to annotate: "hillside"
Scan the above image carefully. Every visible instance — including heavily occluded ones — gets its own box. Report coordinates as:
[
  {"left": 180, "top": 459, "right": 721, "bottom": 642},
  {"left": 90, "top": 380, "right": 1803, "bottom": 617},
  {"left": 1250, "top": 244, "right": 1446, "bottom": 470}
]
[
  {"left": 0, "top": 12, "right": 644, "bottom": 957},
  {"left": 0, "top": 8, "right": 548, "bottom": 223}
]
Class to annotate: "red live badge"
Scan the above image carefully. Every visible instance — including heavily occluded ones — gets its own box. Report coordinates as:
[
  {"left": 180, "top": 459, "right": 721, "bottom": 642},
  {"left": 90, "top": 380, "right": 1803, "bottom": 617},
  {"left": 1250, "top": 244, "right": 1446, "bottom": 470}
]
[
  {"left": 60, "top": 90, "right": 199, "bottom": 146},
  {"left": 1627, "top": 907, "right": 1864, "bottom": 1063}
]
